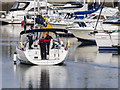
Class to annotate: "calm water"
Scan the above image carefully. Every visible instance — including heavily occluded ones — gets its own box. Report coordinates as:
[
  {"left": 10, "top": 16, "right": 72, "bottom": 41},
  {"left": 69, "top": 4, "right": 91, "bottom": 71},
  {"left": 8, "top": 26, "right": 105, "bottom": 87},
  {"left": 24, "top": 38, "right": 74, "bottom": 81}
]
[{"left": 0, "top": 24, "right": 119, "bottom": 88}]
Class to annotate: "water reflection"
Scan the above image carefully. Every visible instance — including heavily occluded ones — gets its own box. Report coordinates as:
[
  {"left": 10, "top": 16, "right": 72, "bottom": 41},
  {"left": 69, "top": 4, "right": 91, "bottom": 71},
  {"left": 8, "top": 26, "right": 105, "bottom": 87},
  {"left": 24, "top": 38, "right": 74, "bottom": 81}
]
[
  {"left": 2, "top": 44, "right": 15, "bottom": 62},
  {"left": 16, "top": 64, "right": 68, "bottom": 88},
  {"left": 66, "top": 46, "right": 119, "bottom": 88},
  {"left": 2, "top": 44, "right": 118, "bottom": 88},
  {"left": 95, "top": 52, "right": 118, "bottom": 66},
  {"left": 69, "top": 46, "right": 119, "bottom": 67},
  {"left": 68, "top": 46, "right": 97, "bottom": 62},
  {"left": 1, "top": 24, "right": 22, "bottom": 38},
  {"left": 1, "top": 24, "right": 119, "bottom": 88}
]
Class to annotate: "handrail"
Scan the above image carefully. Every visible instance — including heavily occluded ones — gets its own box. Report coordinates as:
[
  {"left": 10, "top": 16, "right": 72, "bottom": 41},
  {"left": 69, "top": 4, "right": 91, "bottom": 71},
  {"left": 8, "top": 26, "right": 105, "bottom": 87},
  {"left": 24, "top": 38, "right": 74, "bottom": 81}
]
[{"left": 0, "top": 11, "right": 6, "bottom": 15}]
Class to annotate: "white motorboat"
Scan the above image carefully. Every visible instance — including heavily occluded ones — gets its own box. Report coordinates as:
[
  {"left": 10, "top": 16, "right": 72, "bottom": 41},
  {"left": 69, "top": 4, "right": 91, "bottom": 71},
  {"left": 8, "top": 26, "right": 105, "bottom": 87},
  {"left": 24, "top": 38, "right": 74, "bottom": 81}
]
[
  {"left": 95, "top": 31, "right": 120, "bottom": 52},
  {"left": 95, "top": 11, "right": 120, "bottom": 52},
  {"left": 57, "top": 1, "right": 88, "bottom": 13},
  {"left": 48, "top": 1, "right": 89, "bottom": 29},
  {"left": 87, "top": 7, "right": 119, "bottom": 22},
  {"left": 67, "top": 7, "right": 119, "bottom": 43},
  {"left": 67, "top": 21, "right": 95, "bottom": 41},
  {"left": 103, "top": 11, "right": 120, "bottom": 25},
  {"left": 49, "top": 19, "right": 73, "bottom": 29},
  {"left": 16, "top": 29, "right": 70, "bottom": 65},
  {"left": 67, "top": 21, "right": 118, "bottom": 42},
  {"left": 0, "top": 0, "right": 53, "bottom": 24}
]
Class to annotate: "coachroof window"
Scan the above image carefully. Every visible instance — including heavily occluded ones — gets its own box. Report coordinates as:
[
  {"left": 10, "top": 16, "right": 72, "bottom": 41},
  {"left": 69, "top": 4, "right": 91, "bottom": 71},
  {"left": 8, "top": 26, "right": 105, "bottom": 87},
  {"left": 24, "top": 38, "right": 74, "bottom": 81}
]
[{"left": 10, "top": 2, "right": 30, "bottom": 11}]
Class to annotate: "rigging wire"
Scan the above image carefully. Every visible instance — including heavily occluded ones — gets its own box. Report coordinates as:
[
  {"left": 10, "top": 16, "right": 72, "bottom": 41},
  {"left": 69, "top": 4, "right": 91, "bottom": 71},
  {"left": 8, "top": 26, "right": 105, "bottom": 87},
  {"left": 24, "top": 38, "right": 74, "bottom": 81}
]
[{"left": 94, "top": 0, "right": 105, "bottom": 31}]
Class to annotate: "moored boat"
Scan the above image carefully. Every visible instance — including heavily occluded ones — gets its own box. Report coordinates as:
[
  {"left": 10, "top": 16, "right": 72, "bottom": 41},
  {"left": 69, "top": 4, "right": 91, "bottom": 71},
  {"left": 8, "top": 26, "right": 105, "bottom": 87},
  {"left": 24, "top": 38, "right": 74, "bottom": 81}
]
[
  {"left": 94, "top": 11, "right": 120, "bottom": 52},
  {"left": 95, "top": 31, "right": 120, "bottom": 52},
  {"left": 67, "top": 7, "right": 119, "bottom": 43},
  {"left": 0, "top": 0, "right": 53, "bottom": 24},
  {"left": 16, "top": 29, "right": 70, "bottom": 65}
]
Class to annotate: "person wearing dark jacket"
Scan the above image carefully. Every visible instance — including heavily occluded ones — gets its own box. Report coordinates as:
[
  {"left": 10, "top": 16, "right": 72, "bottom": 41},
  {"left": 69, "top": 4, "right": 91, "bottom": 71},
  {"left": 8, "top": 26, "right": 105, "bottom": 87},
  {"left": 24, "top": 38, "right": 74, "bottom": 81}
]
[
  {"left": 38, "top": 37, "right": 51, "bottom": 60},
  {"left": 45, "top": 33, "right": 52, "bottom": 55},
  {"left": 27, "top": 25, "right": 34, "bottom": 49}
]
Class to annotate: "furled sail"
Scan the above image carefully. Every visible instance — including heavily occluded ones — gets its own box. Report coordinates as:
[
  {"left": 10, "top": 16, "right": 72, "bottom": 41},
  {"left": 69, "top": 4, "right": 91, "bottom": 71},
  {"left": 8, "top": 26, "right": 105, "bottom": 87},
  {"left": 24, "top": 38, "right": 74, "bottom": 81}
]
[{"left": 74, "top": 5, "right": 100, "bottom": 15}]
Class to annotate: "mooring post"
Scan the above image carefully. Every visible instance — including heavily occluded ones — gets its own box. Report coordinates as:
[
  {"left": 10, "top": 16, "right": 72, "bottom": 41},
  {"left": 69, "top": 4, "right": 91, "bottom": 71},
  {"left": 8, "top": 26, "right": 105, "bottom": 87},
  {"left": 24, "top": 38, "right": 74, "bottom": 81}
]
[{"left": 13, "top": 52, "right": 17, "bottom": 64}]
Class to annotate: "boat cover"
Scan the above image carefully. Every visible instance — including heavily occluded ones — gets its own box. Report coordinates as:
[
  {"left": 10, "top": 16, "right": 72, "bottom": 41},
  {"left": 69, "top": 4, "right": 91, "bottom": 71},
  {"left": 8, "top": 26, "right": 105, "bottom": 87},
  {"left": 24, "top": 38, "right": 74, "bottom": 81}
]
[
  {"left": 20, "top": 29, "right": 68, "bottom": 35},
  {"left": 74, "top": 5, "right": 100, "bottom": 15}
]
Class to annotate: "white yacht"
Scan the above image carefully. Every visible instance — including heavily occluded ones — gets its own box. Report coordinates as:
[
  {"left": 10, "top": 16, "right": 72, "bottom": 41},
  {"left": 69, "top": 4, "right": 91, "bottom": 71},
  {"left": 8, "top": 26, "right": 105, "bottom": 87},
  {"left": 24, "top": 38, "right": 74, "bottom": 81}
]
[
  {"left": 57, "top": 1, "right": 88, "bottom": 13},
  {"left": 16, "top": 29, "right": 70, "bottom": 65},
  {"left": 103, "top": 11, "right": 120, "bottom": 25},
  {"left": 67, "top": 7, "right": 119, "bottom": 42},
  {"left": 95, "top": 11, "right": 120, "bottom": 52},
  {"left": 95, "top": 31, "right": 120, "bottom": 52},
  {"left": 0, "top": 0, "right": 53, "bottom": 24},
  {"left": 49, "top": 1, "right": 88, "bottom": 29}
]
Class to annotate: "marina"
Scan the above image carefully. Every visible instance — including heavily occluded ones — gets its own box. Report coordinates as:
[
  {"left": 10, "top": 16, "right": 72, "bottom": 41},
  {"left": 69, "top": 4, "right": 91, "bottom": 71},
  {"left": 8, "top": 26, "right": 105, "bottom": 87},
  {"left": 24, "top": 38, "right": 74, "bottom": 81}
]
[
  {"left": 1, "top": 25, "right": 119, "bottom": 88},
  {"left": 0, "top": 0, "right": 120, "bottom": 89}
]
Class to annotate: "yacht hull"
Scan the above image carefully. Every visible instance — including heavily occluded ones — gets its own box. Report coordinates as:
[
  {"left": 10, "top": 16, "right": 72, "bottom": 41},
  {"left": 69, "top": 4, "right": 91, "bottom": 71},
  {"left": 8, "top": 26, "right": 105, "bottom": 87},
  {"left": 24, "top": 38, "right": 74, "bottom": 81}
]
[
  {"left": 50, "top": 23, "right": 68, "bottom": 29},
  {"left": 95, "top": 32, "right": 120, "bottom": 52},
  {"left": 68, "top": 27, "right": 95, "bottom": 41},
  {"left": 16, "top": 47, "right": 68, "bottom": 65}
]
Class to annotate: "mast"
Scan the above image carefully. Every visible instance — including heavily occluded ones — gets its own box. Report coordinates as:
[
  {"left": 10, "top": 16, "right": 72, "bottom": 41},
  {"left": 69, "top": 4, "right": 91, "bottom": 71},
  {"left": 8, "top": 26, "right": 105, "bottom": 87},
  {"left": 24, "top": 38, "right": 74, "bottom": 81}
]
[
  {"left": 83, "top": 0, "right": 86, "bottom": 4},
  {"left": 46, "top": 0, "right": 47, "bottom": 14},
  {"left": 118, "top": 0, "right": 120, "bottom": 31},
  {"left": 94, "top": 0, "right": 105, "bottom": 31},
  {"left": 99, "top": 0, "right": 100, "bottom": 5},
  {"left": 37, "top": 0, "right": 40, "bottom": 14},
  {"left": 34, "top": 0, "right": 36, "bottom": 28},
  {"left": 118, "top": 0, "right": 120, "bottom": 11}
]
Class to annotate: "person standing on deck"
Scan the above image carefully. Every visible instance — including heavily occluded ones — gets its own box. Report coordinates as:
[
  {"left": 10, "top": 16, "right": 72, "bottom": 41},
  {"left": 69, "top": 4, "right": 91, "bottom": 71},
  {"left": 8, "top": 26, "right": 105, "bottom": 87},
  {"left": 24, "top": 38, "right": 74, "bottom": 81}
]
[
  {"left": 27, "top": 25, "right": 34, "bottom": 49},
  {"left": 45, "top": 33, "right": 52, "bottom": 55},
  {"left": 38, "top": 37, "right": 51, "bottom": 60}
]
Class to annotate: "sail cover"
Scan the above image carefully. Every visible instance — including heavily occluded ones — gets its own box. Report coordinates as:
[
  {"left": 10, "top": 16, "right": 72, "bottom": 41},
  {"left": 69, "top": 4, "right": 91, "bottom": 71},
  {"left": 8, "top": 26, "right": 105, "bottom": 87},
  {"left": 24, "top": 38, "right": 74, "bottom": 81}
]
[{"left": 74, "top": 5, "right": 100, "bottom": 15}]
